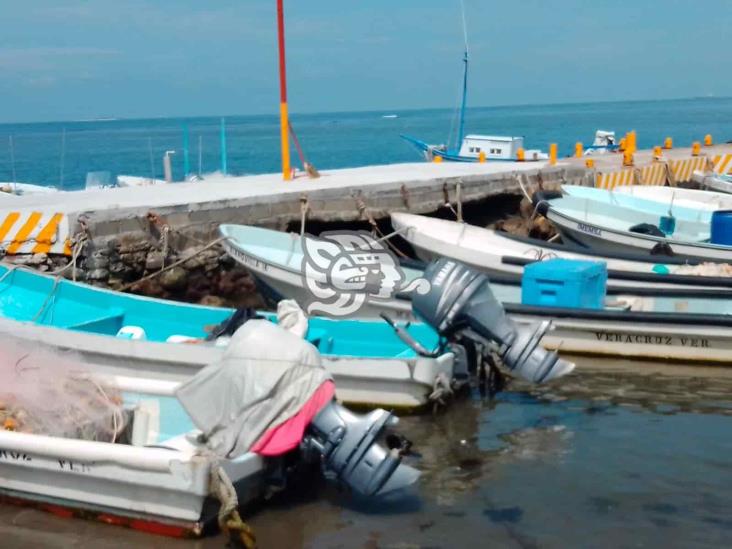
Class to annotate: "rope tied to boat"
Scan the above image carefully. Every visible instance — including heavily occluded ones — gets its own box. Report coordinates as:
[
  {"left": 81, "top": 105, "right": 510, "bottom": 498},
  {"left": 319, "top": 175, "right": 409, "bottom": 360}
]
[
  {"left": 429, "top": 371, "right": 454, "bottom": 414},
  {"left": 400, "top": 184, "right": 410, "bottom": 209},
  {"left": 299, "top": 194, "right": 309, "bottom": 236},
  {"left": 118, "top": 236, "right": 228, "bottom": 292},
  {"left": 210, "top": 464, "right": 257, "bottom": 549},
  {"left": 355, "top": 197, "right": 408, "bottom": 258}
]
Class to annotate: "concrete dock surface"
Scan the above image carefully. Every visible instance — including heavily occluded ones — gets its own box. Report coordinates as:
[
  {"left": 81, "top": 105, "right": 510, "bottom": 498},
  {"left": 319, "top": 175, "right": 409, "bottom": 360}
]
[
  {"left": 1, "top": 142, "right": 729, "bottom": 244},
  {"left": 5, "top": 160, "right": 586, "bottom": 241}
]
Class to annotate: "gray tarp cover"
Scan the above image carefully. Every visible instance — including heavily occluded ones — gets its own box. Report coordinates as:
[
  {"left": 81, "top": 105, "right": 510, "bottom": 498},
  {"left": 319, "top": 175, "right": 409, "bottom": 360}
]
[{"left": 175, "top": 319, "right": 333, "bottom": 458}]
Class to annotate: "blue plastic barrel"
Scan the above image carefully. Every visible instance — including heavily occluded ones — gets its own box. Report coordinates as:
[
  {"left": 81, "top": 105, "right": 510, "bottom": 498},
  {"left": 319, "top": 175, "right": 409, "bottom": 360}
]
[{"left": 711, "top": 210, "right": 732, "bottom": 246}]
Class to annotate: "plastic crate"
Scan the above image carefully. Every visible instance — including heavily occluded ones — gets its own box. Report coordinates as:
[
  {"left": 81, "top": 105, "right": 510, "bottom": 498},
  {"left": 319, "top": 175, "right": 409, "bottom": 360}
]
[{"left": 522, "top": 258, "right": 607, "bottom": 309}]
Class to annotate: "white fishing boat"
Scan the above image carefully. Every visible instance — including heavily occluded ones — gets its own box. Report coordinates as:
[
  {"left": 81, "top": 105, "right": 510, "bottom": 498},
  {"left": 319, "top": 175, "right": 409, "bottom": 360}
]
[
  {"left": 561, "top": 185, "right": 713, "bottom": 223},
  {"left": 116, "top": 175, "right": 168, "bottom": 187},
  {"left": 0, "top": 322, "right": 423, "bottom": 537},
  {"left": 693, "top": 170, "right": 732, "bottom": 194},
  {"left": 390, "top": 212, "right": 732, "bottom": 288},
  {"left": 0, "top": 182, "right": 60, "bottom": 195},
  {"left": 0, "top": 371, "right": 265, "bottom": 537},
  {"left": 535, "top": 195, "right": 732, "bottom": 262},
  {"left": 611, "top": 184, "right": 732, "bottom": 211},
  {"left": 221, "top": 224, "right": 732, "bottom": 364}
]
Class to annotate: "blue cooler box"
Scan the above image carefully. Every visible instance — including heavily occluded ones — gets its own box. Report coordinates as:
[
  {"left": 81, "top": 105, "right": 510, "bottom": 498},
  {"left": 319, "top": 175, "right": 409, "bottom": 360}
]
[{"left": 522, "top": 258, "right": 607, "bottom": 309}]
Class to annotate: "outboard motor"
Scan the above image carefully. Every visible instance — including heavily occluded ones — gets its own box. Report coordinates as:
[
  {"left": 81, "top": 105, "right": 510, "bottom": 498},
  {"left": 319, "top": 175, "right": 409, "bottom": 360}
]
[
  {"left": 301, "top": 402, "right": 419, "bottom": 497},
  {"left": 412, "top": 258, "right": 574, "bottom": 383}
]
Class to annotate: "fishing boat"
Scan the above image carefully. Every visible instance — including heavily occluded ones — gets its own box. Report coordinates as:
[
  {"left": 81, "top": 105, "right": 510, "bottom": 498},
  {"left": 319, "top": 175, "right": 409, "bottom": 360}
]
[
  {"left": 0, "top": 182, "right": 60, "bottom": 196},
  {"left": 0, "top": 263, "right": 456, "bottom": 410},
  {"left": 0, "top": 322, "right": 422, "bottom": 537},
  {"left": 534, "top": 195, "right": 732, "bottom": 262},
  {"left": 611, "top": 184, "right": 732, "bottom": 211},
  {"left": 0, "top": 372, "right": 265, "bottom": 537},
  {"left": 399, "top": 4, "right": 545, "bottom": 164},
  {"left": 693, "top": 170, "right": 732, "bottom": 194},
  {"left": 221, "top": 224, "right": 732, "bottom": 364},
  {"left": 583, "top": 130, "right": 619, "bottom": 155},
  {"left": 561, "top": 185, "right": 713, "bottom": 223},
  {"left": 117, "top": 175, "right": 169, "bottom": 187},
  {"left": 390, "top": 212, "right": 732, "bottom": 287}
]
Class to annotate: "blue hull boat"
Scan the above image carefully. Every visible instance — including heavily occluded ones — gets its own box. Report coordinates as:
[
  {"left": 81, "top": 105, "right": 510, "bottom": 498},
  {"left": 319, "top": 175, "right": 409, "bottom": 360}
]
[{"left": 0, "top": 264, "right": 455, "bottom": 409}]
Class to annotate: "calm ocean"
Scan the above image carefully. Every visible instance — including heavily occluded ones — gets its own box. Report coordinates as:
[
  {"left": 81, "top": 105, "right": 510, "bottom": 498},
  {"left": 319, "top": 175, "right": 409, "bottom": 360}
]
[{"left": 0, "top": 97, "right": 730, "bottom": 189}]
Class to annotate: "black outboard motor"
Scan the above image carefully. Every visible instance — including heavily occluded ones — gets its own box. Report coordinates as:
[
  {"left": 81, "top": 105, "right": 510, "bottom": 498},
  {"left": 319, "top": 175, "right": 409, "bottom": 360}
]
[
  {"left": 412, "top": 258, "right": 574, "bottom": 383},
  {"left": 301, "top": 404, "right": 419, "bottom": 497}
]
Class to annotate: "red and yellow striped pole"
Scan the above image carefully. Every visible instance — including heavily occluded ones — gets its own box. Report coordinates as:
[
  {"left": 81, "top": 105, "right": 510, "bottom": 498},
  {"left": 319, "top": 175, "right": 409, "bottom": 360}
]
[{"left": 277, "top": 0, "right": 292, "bottom": 181}]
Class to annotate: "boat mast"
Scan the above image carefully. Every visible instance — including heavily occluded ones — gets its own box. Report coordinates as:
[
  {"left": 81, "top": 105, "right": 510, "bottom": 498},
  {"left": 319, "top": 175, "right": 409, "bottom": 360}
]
[
  {"left": 277, "top": 0, "right": 292, "bottom": 181},
  {"left": 456, "top": 0, "right": 469, "bottom": 149}
]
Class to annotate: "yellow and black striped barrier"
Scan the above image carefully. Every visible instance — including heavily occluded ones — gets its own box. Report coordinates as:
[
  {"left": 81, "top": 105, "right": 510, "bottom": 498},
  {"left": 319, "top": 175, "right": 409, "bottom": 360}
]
[
  {"left": 0, "top": 211, "right": 70, "bottom": 255},
  {"left": 595, "top": 154, "right": 732, "bottom": 190}
]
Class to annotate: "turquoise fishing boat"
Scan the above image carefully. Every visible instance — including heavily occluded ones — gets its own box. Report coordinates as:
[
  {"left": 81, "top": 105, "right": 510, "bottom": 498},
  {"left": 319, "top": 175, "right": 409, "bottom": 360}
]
[{"left": 0, "top": 263, "right": 456, "bottom": 410}]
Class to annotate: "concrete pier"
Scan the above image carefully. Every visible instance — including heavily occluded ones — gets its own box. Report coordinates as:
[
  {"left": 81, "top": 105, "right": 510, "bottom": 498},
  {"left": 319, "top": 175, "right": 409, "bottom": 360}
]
[
  {"left": 1, "top": 143, "right": 729, "bottom": 297},
  {"left": 5, "top": 161, "right": 589, "bottom": 243}
]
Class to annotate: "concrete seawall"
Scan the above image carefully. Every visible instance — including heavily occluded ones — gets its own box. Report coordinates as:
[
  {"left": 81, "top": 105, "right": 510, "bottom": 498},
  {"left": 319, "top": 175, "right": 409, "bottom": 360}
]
[{"left": 3, "top": 161, "right": 589, "bottom": 243}]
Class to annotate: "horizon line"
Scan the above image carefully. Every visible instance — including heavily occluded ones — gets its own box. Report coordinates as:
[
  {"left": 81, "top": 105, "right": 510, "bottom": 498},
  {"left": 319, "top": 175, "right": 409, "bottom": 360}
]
[{"left": 1, "top": 94, "right": 729, "bottom": 127}]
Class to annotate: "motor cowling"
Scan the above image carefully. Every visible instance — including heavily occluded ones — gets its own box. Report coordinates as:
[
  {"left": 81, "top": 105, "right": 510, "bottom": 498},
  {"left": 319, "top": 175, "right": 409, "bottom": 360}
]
[
  {"left": 301, "top": 402, "right": 420, "bottom": 497},
  {"left": 412, "top": 258, "right": 574, "bottom": 383}
]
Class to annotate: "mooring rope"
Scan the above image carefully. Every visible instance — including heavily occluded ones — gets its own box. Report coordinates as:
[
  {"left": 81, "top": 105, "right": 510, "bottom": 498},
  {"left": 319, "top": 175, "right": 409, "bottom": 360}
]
[
  {"left": 210, "top": 464, "right": 257, "bottom": 548},
  {"left": 119, "top": 236, "right": 227, "bottom": 292}
]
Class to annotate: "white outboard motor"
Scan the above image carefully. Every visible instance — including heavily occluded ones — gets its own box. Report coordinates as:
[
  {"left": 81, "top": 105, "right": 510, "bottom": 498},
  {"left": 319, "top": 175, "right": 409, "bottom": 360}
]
[
  {"left": 412, "top": 258, "right": 574, "bottom": 383},
  {"left": 302, "top": 403, "right": 419, "bottom": 497}
]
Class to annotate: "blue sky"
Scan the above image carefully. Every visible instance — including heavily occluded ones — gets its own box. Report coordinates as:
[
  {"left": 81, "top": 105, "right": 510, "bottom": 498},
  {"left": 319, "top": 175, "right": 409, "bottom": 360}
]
[{"left": 1, "top": 0, "right": 730, "bottom": 122}]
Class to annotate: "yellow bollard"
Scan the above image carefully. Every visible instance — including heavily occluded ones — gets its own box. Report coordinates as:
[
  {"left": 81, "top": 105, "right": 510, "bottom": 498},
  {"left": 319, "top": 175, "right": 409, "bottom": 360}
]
[
  {"left": 653, "top": 146, "right": 662, "bottom": 159},
  {"left": 575, "top": 142, "right": 583, "bottom": 158},
  {"left": 692, "top": 141, "right": 701, "bottom": 156},
  {"left": 585, "top": 158, "right": 595, "bottom": 168},
  {"left": 623, "top": 149, "right": 634, "bottom": 167},
  {"left": 704, "top": 134, "right": 713, "bottom": 147},
  {"left": 618, "top": 137, "right": 627, "bottom": 152},
  {"left": 478, "top": 150, "right": 486, "bottom": 163},
  {"left": 549, "top": 143, "right": 557, "bottom": 166},
  {"left": 627, "top": 130, "right": 637, "bottom": 154},
  {"left": 663, "top": 137, "right": 673, "bottom": 150},
  {"left": 433, "top": 155, "right": 443, "bottom": 163},
  {"left": 516, "top": 148, "right": 525, "bottom": 162}
]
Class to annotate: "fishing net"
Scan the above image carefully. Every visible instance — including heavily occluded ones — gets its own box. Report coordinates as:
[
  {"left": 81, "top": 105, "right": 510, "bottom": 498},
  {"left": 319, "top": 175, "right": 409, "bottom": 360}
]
[{"left": 0, "top": 340, "right": 127, "bottom": 442}]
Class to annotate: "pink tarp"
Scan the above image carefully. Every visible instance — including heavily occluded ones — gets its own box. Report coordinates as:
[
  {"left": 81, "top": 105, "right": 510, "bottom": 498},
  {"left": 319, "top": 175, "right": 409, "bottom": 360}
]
[{"left": 250, "top": 381, "right": 336, "bottom": 456}]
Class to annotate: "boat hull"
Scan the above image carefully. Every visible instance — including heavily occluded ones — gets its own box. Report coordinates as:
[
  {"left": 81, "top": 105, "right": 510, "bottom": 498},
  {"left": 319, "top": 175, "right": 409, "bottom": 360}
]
[
  {"left": 223, "top": 226, "right": 732, "bottom": 365},
  {"left": 0, "top": 316, "right": 450, "bottom": 411},
  {"left": 0, "top": 375, "right": 265, "bottom": 537},
  {"left": 391, "top": 212, "right": 732, "bottom": 290},
  {"left": 543, "top": 203, "right": 732, "bottom": 263}
]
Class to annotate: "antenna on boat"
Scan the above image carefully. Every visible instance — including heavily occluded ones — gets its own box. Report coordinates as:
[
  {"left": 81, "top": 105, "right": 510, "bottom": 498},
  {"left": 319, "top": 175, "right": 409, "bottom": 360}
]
[
  {"left": 449, "top": 0, "right": 470, "bottom": 153},
  {"left": 8, "top": 136, "right": 17, "bottom": 193},
  {"left": 455, "top": 0, "right": 469, "bottom": 150},
  {"left": 59, "top": 128, "right": 66, "bottom": 190}
]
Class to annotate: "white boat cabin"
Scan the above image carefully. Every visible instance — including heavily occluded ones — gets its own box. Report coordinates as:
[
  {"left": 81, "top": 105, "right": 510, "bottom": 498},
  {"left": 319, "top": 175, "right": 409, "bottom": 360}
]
[{"left": 458, "top": 135, "right": 524, "bottom": 160}]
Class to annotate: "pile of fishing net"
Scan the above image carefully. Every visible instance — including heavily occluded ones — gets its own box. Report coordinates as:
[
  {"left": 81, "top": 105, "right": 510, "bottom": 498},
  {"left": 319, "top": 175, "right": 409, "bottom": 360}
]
[
  {"left": 0, "top": 341, "right": 127, "bottom": 442},
  {"left": 673, "top": 262, "right": 732, "bottom": 277}
]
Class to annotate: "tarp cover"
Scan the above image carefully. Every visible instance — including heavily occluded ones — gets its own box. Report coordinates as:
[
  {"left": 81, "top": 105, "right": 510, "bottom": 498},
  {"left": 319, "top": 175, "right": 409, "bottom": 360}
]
[{"left": 175, "top": 319, "right": 332, "bottom": 458}]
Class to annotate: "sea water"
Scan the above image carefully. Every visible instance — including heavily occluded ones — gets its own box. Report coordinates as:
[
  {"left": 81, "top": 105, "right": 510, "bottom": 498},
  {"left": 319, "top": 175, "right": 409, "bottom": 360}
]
[
  {"left": 2, "top": 358, "right": 731, "bottom": 548},
  {"left": 0, "top": 97, "right": 730, "bottom": 189}
]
